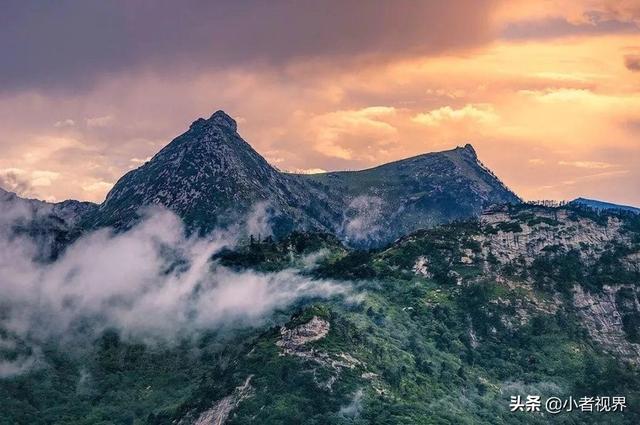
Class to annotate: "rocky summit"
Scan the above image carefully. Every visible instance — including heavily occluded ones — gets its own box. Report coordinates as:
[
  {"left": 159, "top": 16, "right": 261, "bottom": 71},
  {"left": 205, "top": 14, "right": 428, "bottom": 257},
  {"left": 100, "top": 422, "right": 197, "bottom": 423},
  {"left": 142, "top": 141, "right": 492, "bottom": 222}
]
[{"left": 81, "top": 110, "right": 519, "bottom": 246}]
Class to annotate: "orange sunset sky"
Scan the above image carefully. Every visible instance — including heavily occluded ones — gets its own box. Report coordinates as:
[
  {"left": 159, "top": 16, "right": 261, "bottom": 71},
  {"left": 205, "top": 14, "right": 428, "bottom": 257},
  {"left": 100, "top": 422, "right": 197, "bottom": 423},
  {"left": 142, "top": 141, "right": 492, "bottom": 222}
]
[{"left": 0, "top": 0, "right": 639, "bottom": 205}]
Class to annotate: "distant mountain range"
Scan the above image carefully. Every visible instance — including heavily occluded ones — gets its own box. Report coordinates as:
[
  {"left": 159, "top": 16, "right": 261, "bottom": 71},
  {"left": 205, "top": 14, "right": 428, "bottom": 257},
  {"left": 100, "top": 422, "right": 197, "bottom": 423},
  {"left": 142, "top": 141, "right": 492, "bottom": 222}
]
[{"left": 569, "top": 197, "right": 640, "bottom": 214}]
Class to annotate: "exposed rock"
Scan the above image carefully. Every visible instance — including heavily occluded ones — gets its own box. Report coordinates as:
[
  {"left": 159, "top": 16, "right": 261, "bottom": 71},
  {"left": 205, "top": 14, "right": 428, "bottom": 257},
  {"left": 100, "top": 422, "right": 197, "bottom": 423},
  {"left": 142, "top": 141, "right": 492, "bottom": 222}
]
[
  {"left": 469, "top": 326, "right": 479, "bottom": 349},
  {"left": 479, "top": 207, "right": 627, "bottom": 266},
  {"left": 413, "top": 256, "right": 433, "bottom": 278},
  {"left": 178, "top": 375, "right": 253, "bottom": 425},
  {"left": 361, "top": 372, "right": 378, "bottom": 380},
  {"left": 447, "top": 270, "right": 462, "bottom": 285},
  {"left": 276, "top": 316, "right": 330, "bottom": 353},
  {"left": 276, "top": 316, "right": 360, "bottom": 389},
  {"left": 573, "top": 285, "right": 640, "bottom": 362}
]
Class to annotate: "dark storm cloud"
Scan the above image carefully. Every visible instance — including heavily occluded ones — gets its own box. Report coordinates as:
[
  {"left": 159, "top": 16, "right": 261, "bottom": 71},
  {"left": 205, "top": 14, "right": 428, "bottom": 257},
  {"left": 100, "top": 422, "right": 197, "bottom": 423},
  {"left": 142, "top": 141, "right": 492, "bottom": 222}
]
[{"left": 0, "top": 0, "right": 496, "bottom": 93}]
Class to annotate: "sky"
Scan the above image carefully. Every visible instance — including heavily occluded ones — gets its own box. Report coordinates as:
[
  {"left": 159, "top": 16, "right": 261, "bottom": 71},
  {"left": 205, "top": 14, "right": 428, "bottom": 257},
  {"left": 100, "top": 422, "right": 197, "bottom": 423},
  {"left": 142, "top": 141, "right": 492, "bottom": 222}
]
[{"left": 0, "top": 0, "right": 639, "bottom": 206}]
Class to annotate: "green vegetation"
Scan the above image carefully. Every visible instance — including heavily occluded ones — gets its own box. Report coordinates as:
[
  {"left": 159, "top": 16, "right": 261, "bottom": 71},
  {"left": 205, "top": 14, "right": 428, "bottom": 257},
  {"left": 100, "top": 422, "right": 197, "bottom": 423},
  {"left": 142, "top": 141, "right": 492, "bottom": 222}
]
[{"left": 2, "top": 207, "right": 640, "bottom": 424}]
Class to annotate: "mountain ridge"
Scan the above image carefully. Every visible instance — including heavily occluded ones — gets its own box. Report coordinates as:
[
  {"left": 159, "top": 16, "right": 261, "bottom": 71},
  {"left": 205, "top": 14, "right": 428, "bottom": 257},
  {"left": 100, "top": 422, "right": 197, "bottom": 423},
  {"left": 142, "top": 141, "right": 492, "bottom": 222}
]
[
  {"left": 570, "top": 197, "right": 640, "bottom": 214},
  {"left": 2, "top": 110, "right": 520, "bottom": 247},
  {"left": 82, "top": 110, "right": 520, "bottom": 246}
]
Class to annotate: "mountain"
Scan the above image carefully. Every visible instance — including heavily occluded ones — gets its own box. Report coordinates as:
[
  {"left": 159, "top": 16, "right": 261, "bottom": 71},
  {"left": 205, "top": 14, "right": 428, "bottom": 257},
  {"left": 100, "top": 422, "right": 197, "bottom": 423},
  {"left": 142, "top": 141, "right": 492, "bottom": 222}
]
[
  {"left": 570, "top": 197, "right": 640, "bottom": 214},
  {"left": 2, "top": 111, "right": 640, "bottom": 424},
  {"left": 82, "top": 111, "right": 338, "bottom": 236},
  {"left": 299, "top": 143, "right": 519, "bottom": 245},
  {"left": 0, "top": 187, "right": 97, "bottom": 259},
  {"left": 3, "top": 203, "right": 640, "bottom": 424},
  {"left": 133, "top": 204, "right": 640, "bottom": 424},
  {"left": 83, "top": 110, "right": 519, "bottom": 246},
  {"left": 0, "top": 187, "right": 97, "bottom": 225}
]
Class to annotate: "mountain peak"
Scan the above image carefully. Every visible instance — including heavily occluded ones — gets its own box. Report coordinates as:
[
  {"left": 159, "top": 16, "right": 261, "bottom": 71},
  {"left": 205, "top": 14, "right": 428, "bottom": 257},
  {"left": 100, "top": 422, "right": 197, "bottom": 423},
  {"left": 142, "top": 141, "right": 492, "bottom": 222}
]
[
  {"left": 208, "top": 110, "right": 237, "bottom": 132},
  {"left": 88, "top": 111, "right": 519, "bottom": 244},
  {"left": 459, "top": 143, "right": 477, "bottom": 158}
]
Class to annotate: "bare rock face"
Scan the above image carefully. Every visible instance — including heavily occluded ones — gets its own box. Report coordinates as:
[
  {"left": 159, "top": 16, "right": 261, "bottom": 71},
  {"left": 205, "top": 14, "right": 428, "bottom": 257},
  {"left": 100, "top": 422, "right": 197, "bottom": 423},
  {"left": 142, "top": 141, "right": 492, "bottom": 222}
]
[
  {"left": 412, "top": 256, "right": 433, "bottom": 278},
  {"left": 276, "top": 316, "right": 330, "bottom": 353},
  {"left": 178, "top": 376, "right": 253, "bottom": 425},
  {"left": 476, "top": 207, "right": 640, "bottom": 361},
  {"left": 275, "top": 316, "right": 361, "bottom": 389},
  {"left": 478, "top": 206, "right": 628, "bottom": 265},
  {"left": 573, "top": 285, "right": 640, "bottom": 362}
]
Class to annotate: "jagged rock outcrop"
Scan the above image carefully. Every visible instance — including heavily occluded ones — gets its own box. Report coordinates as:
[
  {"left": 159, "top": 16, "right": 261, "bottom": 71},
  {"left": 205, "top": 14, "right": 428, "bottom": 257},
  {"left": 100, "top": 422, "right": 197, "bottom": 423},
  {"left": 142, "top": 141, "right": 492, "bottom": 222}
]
[
  {"left": 276, "top": 316, "right": 330, "bottom": 353},
  {"left": 82, "top": 110, "right": 337, "bottom": 236},
  {"left": 276, "top": 316, "right": 360, "bottom": 389},
  {"left": 389, "top": 204, "right": 640, "bottom": 361},
  {"left": 477, "top": 207, "right": 640, "bottom": 359}
]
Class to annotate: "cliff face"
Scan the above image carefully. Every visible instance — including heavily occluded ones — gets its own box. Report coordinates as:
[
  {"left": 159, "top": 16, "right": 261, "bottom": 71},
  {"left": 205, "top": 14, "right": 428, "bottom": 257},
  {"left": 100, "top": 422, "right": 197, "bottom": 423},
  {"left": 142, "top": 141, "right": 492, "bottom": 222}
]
[
  {"left": 469, "top": 206, "right": 640, "bottom": 361},
  {"left": 383, "top": 204, "right": 640, "bottom": 364},
  {"left": 574, "top": 285, "right": 640, "bottom": 362},
  {"left": 478, "top": 206, "right": 628, "bottom": 265}
]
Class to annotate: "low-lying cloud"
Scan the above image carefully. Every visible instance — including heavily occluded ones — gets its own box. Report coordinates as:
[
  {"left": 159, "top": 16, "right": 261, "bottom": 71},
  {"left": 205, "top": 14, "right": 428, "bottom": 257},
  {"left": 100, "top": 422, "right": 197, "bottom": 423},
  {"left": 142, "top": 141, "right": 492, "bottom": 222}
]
[
  {"left": 340, "top": 195, "right": 386, "bottom": 246},
  {"left": 0, "top": 203, "right": 351, "bottom": 376}
]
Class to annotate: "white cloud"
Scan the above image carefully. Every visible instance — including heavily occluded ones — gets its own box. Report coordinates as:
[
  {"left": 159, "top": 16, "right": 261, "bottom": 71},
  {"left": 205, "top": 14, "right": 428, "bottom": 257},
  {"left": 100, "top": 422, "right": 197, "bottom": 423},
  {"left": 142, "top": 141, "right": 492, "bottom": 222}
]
[
  {"left": 289, "top": 168, "right": 327, "bottom": 174},
  {"left": 53, "top": 119, "right": 75, "bottom": 128},
  {"left": 0, "top": 206, "right": 351, "bottom": 376},
  {"left": 311, "top": 106, "right": 397, "bottom": 160},
  {"left": 86, "top": 115, "right": 114, "bottom": 128},
  {"left": 561, "top": 170, "right": 630, "bottom": 186},
  {"left": 30, "top": 170, "right": 60, "bottom": 187},
  {"left": 0, "top": 168, "right": 60, "bottom": 194},
  {"left": 340, "top": 195, "right": 385, "bottom": 245},
  {"left": 518, "top": 88, "right": 597, "bottom": 103},
  {"left": 129, "top": 157, "right": 152, "bottom": 165},
  {"left": 558, "top": 160, "right": 615, "bottom": 169},
  {"left": 412, "top": 104, "right": 498, "bottom": 126},
  {"left": 81, "top": 179, "right": 113, "bottom": 194}
]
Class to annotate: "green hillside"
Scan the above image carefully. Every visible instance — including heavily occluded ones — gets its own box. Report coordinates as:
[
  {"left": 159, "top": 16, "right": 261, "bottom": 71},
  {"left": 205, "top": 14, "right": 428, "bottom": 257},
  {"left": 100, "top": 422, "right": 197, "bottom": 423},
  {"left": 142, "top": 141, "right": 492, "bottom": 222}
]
[{"left": 2, "top": 204, "right": 639, "bottom": 424}]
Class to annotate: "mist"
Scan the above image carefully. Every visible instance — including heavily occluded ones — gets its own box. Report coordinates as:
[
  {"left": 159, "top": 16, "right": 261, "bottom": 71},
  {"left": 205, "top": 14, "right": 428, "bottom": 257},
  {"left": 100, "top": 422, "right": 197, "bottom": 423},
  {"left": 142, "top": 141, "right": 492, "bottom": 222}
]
[{"left": 0, "top": 203, "right": 351, "bottom": 376}]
